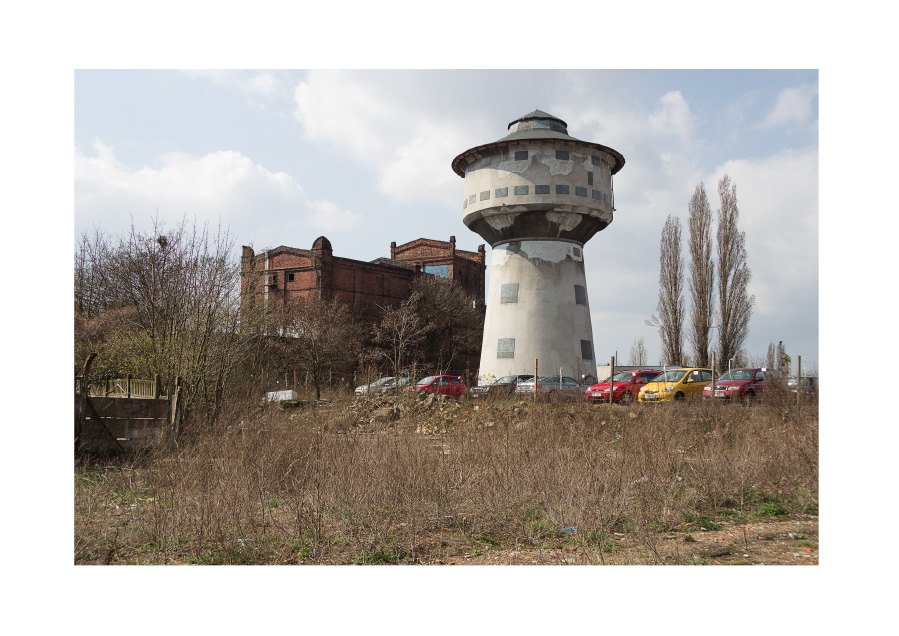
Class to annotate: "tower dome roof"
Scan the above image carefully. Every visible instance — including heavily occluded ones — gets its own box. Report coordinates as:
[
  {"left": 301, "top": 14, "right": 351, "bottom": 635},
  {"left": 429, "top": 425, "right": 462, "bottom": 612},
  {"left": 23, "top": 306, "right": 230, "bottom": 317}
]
[{"left": 451, "top": 109, "right": 625, "bottom": 177}]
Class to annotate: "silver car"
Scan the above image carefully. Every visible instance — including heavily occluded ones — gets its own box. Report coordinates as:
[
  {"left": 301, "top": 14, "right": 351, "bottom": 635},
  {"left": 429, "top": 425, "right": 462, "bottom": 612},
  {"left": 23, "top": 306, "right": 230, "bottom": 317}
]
[
  {"left": 354, "top": 376, "right": 410, "bottom": 397},
  {"left": 514, "top": 375, "right": 584, "bottom": 401}
]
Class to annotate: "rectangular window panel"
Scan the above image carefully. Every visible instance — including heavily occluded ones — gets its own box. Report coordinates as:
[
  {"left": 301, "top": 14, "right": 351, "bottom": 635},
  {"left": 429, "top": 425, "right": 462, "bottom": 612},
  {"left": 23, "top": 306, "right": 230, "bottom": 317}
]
[
  {"left": 587, "top": 171, "right": 593, "bottom": 185},
  {"left": 463, "top": 199, "right": 467, "bottom": 209},
  {"left": 469, "top": 194, "right": 476, "bottom": 204},
  {"left": 497, "top": 338, "right": 515, "bottom": 359},
  {"left": 514, "top": 185, "right": 529, "bottom": 195},
  {"left": 556, "top": 185, "right": 570, "bottom": 195},
  {"left": 574, "top": 284, "right": 587, "bottom": 305},
  {"left": 604, "top": 193, "right": 610, "bottom": 204},
  {"left": 288, "top": 273, "right": 295, "bottom": 282},
  {"left": 480, "top": 190, "right": 490, "bottom": 201},
  {"left": 572, "top": 247, "right": 581, "bottom": 257},
  {"left": 591, "top": 156, "right": 602, "bottom": 167},
  {"left": 514, "top": 150, "right": 528, "bottom": 161},
  {"left": 495, "top": 187, "right": 508, "bottom": 198},
  {"left": 506, "top": 243, "right": 519, "bottom": 254},
  {"left": 535, "top": 185, "right": 550, "bottom": 195},
  {"left": 580, "top": 339, "right": 593, "bottom": 360},
  {"left": 592, "top": 189, "right": 602, "bottom": 200},
  {"left": 556, "top": 150, "right": 570, "bottom": 160},
  {"left": 500, "top": 283, "right": 519, "bottom": 304},
  {"left": 480, "top": 156, "right": 492, "bottom": 168},
  {"left": 424, "top": 264, "right": 450, "bottom": 278},
  {"left": 575, "top": 186, "right": 587, "bottom": 197}
]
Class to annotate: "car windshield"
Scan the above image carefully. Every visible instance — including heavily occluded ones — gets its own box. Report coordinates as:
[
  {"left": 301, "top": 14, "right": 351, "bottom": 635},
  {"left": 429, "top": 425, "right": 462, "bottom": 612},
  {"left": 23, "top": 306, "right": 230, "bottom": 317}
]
[
  {"left": 371, "top": 377, "right": 394, "bottom": 386},
  {"left": 719, "top": 369, "right": 754, "bottom": 381},
  {"left": 495, "top": 376, "right": 517, "bottom": 385},
  {"left": 788, "top": 377, "right": 814, "bottom": 386},
  {"left": 611, "top": 372, "right": 635, "bottom": 383},
  {"left": 417, "top": 376, "right": 436, "bottom": 385},
  {"left": 655, "top": 369, "right": 689, "bottom": 383}
]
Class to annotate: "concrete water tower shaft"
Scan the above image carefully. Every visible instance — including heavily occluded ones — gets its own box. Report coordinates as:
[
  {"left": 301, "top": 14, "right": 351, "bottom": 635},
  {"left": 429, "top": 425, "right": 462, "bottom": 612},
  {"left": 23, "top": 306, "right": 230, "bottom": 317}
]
[{"left": 452, "top": 110, "right": 625, "bottom": 381}]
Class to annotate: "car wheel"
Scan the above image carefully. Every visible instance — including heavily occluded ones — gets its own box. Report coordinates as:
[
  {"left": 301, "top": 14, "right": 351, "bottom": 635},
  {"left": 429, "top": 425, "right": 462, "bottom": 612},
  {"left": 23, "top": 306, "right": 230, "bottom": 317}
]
[
  {"left": 620, "top": 391, "right": 632, "bottom": 405},
  {"left": 745, "top": 391, "right": 756, "bottom": 405},
  {"left": 674, "top": 392, "right": 685, "bottom": 402}
]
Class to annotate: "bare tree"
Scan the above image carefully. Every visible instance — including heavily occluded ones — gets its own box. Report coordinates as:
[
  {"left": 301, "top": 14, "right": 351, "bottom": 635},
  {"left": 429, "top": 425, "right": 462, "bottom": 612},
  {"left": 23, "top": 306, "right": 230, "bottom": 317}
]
[
  {"left": 629, "top": 337, "right": 648, "bottom": 366},
  {"left": 688, "top": 183, "right": 715, "bottom": 367},
  {"left": 646, "top": 215, "right": 685, "bottom": 366},
  {"left": 410, "top": 275, "right": 484, "bottom": 374},
  {"left": 766, "top": 342, "right": 776, "bottom": 370},
  {"left": 279, "top": 297, "right": 360, "bottom": 400},
  {"left": 372, "top": 292, "right": 428, "bottom": 376},
  {"left": 716, "top": 174, "right": 754, "bottom": 366},
  {"left": 74, "top": 216, "right": 244, "bottom": 425}
]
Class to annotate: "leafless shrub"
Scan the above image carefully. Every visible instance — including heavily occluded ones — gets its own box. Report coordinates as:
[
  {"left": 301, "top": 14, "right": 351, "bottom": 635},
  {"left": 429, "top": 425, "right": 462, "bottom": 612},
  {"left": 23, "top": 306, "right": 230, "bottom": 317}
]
[{"left": 75, "top": 398, "right": 817, "bottom": 565}]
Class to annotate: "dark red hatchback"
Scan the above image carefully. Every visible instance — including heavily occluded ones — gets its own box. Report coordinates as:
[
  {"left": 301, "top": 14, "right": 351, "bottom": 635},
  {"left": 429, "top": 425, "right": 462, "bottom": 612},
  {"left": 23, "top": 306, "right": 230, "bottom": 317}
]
[
  {"left": 404, "top": 375, "right": 467, "bottom": 398},
  {"left": 585, "top": 369, "right": 662, "bottom": 404},
  {"left": 702, "top": 368, "right": 784, "bottom": 401}
]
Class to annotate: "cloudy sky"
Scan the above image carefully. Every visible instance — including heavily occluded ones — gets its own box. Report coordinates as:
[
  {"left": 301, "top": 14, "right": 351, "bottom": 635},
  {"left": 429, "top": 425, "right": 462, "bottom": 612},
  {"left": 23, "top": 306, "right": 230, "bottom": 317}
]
[{"left": 75, "top": 69, "right": 818, "bottom": 371}]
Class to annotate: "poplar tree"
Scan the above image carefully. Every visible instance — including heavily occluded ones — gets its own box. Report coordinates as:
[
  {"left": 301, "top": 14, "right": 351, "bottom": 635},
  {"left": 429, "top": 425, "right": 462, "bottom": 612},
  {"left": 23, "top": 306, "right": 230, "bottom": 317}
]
[
  {"left": 716, "top": 174, "right": 754, "bottom": 366},
  {"left": 688, "top": 182, "right": 715, "bottom": 367},
  {"left": 647, "top": 215, "right": 685, "bottom": 366}
]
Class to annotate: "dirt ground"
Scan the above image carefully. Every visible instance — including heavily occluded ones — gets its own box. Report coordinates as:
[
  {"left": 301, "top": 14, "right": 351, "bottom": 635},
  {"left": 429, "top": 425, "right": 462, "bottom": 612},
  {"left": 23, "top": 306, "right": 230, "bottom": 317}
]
[{"left": 429, "top": 517, "right": 819, "bottom": 565}]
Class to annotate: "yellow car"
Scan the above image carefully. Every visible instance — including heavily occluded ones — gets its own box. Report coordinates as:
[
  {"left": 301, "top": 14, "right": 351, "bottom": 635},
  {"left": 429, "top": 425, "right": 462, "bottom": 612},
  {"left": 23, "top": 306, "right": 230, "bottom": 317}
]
[{"left": 638, "top": 368, "right": 717, "bottom": 403}]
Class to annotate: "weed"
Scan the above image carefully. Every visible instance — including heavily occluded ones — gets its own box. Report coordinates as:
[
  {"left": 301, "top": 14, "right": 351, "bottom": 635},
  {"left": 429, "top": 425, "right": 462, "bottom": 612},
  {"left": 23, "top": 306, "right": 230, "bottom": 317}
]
[
  {"left": 795, "top": 540, "right": 818, "bottom": 549},
  {"left": 359, "top": 548, "right": 408, "bottom": 564}
]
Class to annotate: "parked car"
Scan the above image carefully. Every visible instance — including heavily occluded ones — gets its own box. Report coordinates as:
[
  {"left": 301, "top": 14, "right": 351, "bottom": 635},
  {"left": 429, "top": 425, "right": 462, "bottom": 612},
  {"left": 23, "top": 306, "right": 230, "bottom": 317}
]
[
  {"left": 586, "top": 369, "right": 662, "bottom": 404},
  {"left": 638, "top": 368, "right": 716, "bottom": 403},
  {"left": 469, "top": 374, "right": 534, "bottom": 399},
  {"left": 354, "top": 376, "right": 410, "bottom": 397},
  {"left": 403, "top": 375, "right": 467, "bottom": 398},
  {"left": 702, "top": 367, "right": 785, "bottom": 401},
  {"left": 514, "top": 375, "right": 584, "bottom": 401},
  {"left": 788, "top": 376, "right": 818, "bottom": 398}
]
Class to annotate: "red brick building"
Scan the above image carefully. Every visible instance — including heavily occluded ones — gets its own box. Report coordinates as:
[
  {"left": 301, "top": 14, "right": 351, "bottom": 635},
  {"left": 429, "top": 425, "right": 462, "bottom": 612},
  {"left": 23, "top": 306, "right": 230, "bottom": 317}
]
[{"left": 241, "top": 235, "right": 486, "bottom": 313}]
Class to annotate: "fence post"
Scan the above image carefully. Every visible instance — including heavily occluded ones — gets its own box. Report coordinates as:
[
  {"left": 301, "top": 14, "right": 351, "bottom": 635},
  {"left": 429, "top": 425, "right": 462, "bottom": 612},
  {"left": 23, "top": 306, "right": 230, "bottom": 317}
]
[
  {"left": 797, "top": 355, "right": 802, "bottom": 416},
  {"left": 154, "top": 373, "right": 161, "bottom": 399},
  {"left": 126, "top": 374, "right": 132, "bottom": 398},
  {"left": 534, "top": 358, "right": 538, "bottom": 404},
  {"left": 609, "top": 356, "right": 615, "bottom": 405}
]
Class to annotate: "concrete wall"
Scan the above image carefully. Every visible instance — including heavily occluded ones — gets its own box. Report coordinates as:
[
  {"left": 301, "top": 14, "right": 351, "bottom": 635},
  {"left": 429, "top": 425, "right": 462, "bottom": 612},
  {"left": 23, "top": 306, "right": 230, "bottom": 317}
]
[{"left": 478, "top": 239, "right": 595, "bottom": 382}]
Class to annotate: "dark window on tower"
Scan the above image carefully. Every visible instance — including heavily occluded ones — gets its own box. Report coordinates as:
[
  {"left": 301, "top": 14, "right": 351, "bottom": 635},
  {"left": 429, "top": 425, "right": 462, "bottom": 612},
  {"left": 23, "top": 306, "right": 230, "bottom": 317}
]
[
  {"left": 556, "top": 150, "right": 570, "bottom": 160},
  {"left": 580, "top": 339, "right": 594, "bottom": 360},
  {"left": 588, "top": 171, "right": 594, "bottom": 185},
  {"left": 288, "top": 273, "right": 295, "bottom": 282},
  {"left": 480, "top": 156, "right": 492, "bottom": 169},
  {"left": 556, "top": 185, "right": 570, "bottom": 195},
  {"left": 592, "top": 190, "right": 602, "bottom": 200},
  {"left": 501, "top": 283, "right": 519, "bottom": 304},
  {"left": 495, "top": 187, "right": 508, "bottom": 198},
  {"left": 535, "top": 185, "right": 550, "bottom": 195},
  {"left": 480, "top": 190, "right": 490, "bottom": 201},
  {"left": 514, "top": 185, "right": 529, "bottom": 195},
  {"left": 497, "top": 338, "right": 516, "bottom": 359},
  {"left": 469, "top": 194, "right": 476, "bottom": 204},
  {"left": 574, "top": 284, "right": 587, "bottom": 305},
  {"left": 575, "top": 186, "right": 587, "bottom": 197},
  {"left": 515, "top": 150, "right": 528, "bottom": 161},
  {"left": 591, "top": 156, "right": 602, "bottom": 167}
]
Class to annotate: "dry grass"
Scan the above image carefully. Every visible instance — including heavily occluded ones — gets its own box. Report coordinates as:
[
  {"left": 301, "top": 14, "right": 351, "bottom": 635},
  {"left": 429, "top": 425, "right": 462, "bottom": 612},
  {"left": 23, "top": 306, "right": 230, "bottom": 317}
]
[{"left": 74, "top": 392, "right": 817, "bottom": 565}]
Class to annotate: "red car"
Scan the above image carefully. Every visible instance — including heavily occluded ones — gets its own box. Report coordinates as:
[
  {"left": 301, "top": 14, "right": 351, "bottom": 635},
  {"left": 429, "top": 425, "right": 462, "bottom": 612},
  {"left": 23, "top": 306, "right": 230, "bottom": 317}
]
[
  {"left": 702, "top": 368, "right": 784, "bottom": 401},
  {"left": 585, "top": 369, "right": 662, "bottom": 404},
  {"left": 404, "top": 375, "right": 467, "bottom": 398}
]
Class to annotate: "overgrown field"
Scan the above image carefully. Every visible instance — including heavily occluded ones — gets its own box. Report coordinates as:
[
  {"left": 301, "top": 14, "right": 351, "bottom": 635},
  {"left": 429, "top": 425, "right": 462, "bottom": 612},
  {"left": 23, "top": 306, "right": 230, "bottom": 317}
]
[{"left": 74, "top": 393, "right": 818, "bottom": 565}]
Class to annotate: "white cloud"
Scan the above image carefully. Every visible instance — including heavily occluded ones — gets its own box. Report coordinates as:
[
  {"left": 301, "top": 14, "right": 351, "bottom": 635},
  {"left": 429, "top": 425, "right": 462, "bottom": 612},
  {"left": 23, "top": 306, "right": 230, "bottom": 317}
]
[
  {"left": 759, "top": 83, "right": 818, "bottom": 129},
  {"left": 75, "top": 139, "right": 359, "bottom": 248}
]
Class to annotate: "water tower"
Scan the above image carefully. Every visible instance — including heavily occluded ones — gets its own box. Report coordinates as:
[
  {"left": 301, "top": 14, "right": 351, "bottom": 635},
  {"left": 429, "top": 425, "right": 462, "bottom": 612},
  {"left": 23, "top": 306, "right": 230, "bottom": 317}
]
[{"left": 452, "top": 110, "right": 625, "bottom": 381}]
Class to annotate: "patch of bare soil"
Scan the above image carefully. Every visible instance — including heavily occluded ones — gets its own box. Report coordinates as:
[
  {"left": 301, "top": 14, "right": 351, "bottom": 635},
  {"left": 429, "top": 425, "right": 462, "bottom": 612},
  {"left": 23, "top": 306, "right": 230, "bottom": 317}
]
[{"left": 428, "top": 517, "right": 819, "bottom": 565}]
